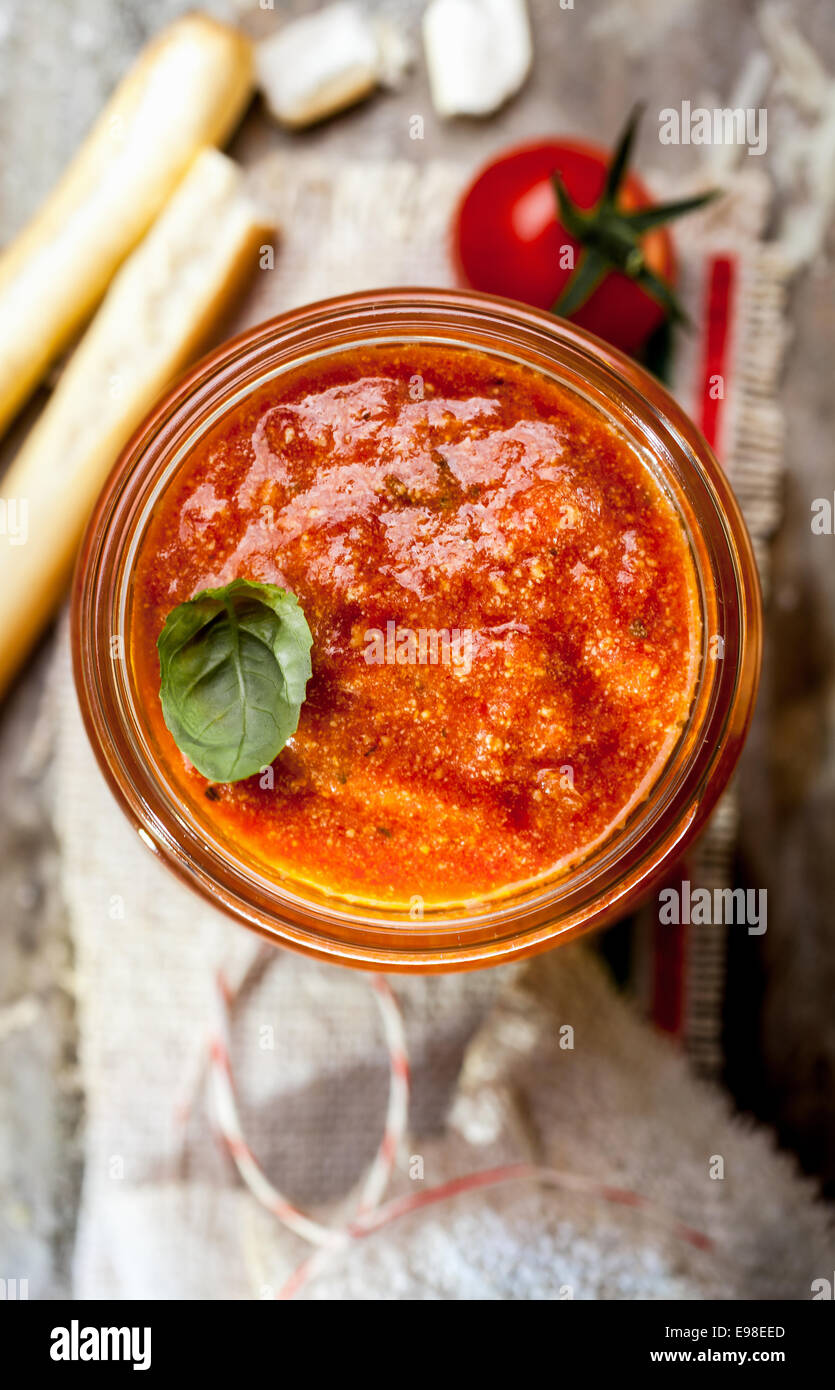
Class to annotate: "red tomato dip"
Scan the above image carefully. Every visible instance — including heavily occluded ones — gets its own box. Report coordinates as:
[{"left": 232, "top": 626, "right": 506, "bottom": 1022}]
[{"left": 130, "top": 344, "right": 700, "bottom": 907}]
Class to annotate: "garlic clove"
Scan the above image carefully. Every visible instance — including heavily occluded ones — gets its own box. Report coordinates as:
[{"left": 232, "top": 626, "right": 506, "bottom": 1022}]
[
  {"left": 256, "top": 2, "right": 383, "bottom": 129},
  {"left": 423, "top": 0, "right": 533, "bottom": 119}
]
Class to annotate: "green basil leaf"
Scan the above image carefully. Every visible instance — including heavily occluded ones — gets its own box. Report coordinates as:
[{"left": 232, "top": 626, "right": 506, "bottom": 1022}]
[{"left": 157, "top": 578, "right": 313, "bottom": 784}]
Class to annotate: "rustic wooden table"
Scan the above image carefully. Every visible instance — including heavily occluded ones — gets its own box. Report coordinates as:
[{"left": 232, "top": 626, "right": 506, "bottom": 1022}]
[{"left": 1, "top": 0, "right": 833, "bottom": 1295}]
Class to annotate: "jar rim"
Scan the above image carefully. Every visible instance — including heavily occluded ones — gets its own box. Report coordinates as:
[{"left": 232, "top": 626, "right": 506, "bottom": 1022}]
[{"left": 71, "top": 287, "right": 762, "bottom": 971}]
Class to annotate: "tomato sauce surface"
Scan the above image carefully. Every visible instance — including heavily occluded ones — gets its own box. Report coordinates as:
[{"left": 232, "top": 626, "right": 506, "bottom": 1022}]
[{"left": 130, "top": 345, "right": 700, "bottom": 906}]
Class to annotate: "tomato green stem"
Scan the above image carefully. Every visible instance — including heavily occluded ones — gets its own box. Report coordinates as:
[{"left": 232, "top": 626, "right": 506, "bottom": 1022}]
[{"left": 551, "top": 108, "right": 720, "bottom": 328}]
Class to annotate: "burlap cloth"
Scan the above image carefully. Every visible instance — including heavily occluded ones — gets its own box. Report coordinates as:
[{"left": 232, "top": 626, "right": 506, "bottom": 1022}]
[{"left": 47, "top": 156, "right": 833, "bottom": 1298}]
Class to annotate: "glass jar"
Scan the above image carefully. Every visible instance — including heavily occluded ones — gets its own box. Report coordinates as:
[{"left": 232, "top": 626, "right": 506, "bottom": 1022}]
[{"left": 72, "top": 289, "right": 762, "bottom": 971}]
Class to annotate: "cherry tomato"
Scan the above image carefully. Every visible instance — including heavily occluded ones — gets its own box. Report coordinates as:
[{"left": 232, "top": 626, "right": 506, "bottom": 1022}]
[{"left": 453, "top": 139, "right": 676, "bottom": 359}]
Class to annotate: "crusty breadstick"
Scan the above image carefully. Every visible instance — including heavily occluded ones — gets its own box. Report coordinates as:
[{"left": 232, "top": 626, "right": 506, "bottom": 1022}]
[
  {"left": 0, "top": 13, "right": 253, "bottom": 438},
  {"left": 0, "top": 148, "right": 270, "bottom": 698}
]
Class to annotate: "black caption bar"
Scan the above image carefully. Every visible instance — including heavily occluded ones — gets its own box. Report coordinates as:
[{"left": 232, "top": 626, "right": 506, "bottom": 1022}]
[{"left": 0, "top": 1298, "right": 830, "bottom": 1375}]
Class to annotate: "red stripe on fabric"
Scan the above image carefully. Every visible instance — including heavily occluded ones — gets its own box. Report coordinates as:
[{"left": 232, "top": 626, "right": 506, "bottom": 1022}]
[
  {"left": 678, "top": 1225, "right": 715, "bottom": 1253},
  {"left": 698, "top": 255, "right": 736, "bottom": 451},
  {"left": 209, "top": 1036, "right": 231, "bottom": 1074},
  {"left": 600, "top": 1186, "right": 646, "bottom": 1208},
  {"left": 650, "top": 256, "right": 736, "bottom": 1040}
]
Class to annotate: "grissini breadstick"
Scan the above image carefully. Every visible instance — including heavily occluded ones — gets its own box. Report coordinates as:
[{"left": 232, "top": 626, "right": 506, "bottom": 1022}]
[
  {"left": 0, "top": 148, "right": 270, "bottom": 699},
  {"left": 0, "top": 13, "right": 253, "bottom": 438}
]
